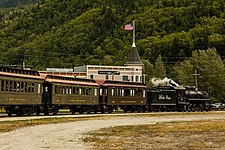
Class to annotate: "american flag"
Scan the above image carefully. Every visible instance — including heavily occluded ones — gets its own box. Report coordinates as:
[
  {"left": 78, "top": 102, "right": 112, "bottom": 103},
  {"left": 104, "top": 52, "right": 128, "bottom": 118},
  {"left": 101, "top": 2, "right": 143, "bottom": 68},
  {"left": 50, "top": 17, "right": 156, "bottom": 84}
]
[{"left": 124, "top": 24, "right": 133, "bottom": 30}]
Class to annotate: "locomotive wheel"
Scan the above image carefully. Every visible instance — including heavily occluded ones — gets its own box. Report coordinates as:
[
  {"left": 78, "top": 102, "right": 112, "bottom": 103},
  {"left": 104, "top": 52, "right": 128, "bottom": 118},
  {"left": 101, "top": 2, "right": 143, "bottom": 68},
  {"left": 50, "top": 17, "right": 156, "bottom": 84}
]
[
  {"left": 71, "top": 110, "right": 75, "bottom": 115},
  {"left": 44, "top": 111, "right": 49, "bottom": 115},
  {"left": 108, "top": 106, "right": 113, "bottom": 113},
  {"left": 8, "top": 111, "right": 12, "bottom": 117},
  {"left": 36, "top": 107, "right": 40, "bottom": 116},
  {"left": 79, "top": 109, "right": 84, "bottom": 114}
]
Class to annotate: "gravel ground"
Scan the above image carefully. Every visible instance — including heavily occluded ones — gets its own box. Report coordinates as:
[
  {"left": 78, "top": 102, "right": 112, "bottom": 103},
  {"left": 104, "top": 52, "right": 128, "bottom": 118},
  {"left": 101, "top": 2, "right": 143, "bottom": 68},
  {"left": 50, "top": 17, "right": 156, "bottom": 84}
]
[{"left": 0, "top": 113, "right": 225, "bottom": 150}]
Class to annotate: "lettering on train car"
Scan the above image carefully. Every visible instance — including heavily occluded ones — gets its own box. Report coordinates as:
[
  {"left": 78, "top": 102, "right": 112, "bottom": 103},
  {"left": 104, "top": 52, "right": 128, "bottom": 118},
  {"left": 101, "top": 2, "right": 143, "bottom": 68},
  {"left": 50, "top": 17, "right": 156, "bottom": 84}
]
[
  {"left": 68, "top": 100, "right": 87, "bottom": 103},
  {"left": 159, "top": 94, "right": 171, "bottom": 100}
]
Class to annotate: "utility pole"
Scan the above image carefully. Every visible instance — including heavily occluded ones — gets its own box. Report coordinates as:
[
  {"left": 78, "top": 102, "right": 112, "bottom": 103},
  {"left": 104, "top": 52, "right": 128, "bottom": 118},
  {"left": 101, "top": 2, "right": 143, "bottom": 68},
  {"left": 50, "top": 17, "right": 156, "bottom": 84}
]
[{"left": 192, "top": 69, "right": 200, "bottom": 90}]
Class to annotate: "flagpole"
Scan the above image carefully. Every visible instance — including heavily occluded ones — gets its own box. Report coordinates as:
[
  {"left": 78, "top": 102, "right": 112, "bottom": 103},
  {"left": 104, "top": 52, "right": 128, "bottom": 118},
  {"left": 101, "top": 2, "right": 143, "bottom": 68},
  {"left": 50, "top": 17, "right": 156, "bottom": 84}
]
[{"left": 132, "top": 20, "right": 136, "bottom": 47}]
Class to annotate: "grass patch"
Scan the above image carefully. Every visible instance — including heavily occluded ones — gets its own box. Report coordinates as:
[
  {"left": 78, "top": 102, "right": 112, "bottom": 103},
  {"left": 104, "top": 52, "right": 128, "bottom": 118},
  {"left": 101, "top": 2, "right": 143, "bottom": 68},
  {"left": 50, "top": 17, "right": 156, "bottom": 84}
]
[{"left": 84, "top": 119, "right": 225, "bottom": 150}]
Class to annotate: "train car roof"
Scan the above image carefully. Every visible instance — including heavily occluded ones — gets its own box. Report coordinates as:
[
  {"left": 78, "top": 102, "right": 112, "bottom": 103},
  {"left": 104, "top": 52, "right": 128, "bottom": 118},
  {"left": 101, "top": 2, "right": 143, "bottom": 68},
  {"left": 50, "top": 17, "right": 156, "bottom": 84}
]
[
  {"left": 95, "top": 79, "right": 147, "bottom": 88},
  {"left": 43, "top": 74, "right": 99, "bottom": 86},
  {"left": 0, "top": 71, "right": 44, "bottom": 80},
  {"left": 152, "top": 86, "right": 186, "bottom": 90},
  {"left": 0, "top": 66, "right": 39, "bottom": 76},
  {"left": 172, "top": 86, "right": 186, "bottom": 90}
]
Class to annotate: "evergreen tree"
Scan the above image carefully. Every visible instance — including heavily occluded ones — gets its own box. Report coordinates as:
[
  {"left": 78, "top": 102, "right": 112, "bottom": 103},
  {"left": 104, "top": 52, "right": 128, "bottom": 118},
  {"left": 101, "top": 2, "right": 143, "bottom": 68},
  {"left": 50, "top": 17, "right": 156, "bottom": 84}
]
[
  {"left": 153, "top": 55, "right": 166, "bottom": 79},
  {"left": 176, "top": 48, "right": 225, "bottom": 102}
]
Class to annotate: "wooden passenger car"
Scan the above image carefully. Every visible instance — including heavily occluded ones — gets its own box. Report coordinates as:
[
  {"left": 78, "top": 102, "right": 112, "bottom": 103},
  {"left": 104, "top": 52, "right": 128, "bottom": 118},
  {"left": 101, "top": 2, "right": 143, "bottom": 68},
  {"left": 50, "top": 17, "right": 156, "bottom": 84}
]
[
  {"left": 96, "top": 80, "right": 147, "bottom": 113},
  {"left": 0, "top": 67, "right": 44, "bottom": 116},
  {"left": 42, "top": 74, "right": 100, "bottom": 114}
]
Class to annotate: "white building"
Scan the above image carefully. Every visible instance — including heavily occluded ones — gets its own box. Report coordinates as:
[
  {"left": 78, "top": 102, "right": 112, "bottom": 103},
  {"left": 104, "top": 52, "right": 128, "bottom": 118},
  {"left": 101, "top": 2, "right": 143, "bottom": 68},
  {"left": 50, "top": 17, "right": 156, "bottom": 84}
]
[{"left": 73, "top": 44, "right": 143, "bottom": 82}]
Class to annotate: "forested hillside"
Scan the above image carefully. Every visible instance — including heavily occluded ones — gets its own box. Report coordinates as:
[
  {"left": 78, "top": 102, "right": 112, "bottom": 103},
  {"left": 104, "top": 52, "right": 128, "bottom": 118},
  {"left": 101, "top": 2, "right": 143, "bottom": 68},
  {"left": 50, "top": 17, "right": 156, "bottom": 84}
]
[
  {"left": 0, "top": 0, "right": 37, "bottom": 8},
  {"left": 1, "top": 0, "right": 225, "bottom": 101},
  {"left": 1, "top": 0, "right": 225, "bottom": 68}
]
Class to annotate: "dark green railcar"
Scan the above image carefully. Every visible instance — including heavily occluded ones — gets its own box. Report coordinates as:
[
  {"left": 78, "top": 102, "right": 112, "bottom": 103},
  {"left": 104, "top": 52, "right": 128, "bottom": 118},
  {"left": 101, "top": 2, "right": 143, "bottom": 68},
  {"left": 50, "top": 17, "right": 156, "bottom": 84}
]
[
  {"left": 0, "top": 67, "right": 44, "bottom": 116},
  {"left": 96, "top": 79, "right": 147, "bottom": 113},
  {"left": 147, "top": 86, "right": 189, "bottom": 112},
  {"left": 42, "top": 74, "right": 100, "bottom": 115}
]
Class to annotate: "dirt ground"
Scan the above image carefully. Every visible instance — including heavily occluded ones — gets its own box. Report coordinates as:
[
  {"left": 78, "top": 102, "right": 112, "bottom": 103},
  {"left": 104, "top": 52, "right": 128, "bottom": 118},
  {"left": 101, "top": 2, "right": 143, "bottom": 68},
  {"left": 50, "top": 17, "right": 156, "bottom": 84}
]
[{"left": 0, "top": 113, "right": 225, "bottom": 150}]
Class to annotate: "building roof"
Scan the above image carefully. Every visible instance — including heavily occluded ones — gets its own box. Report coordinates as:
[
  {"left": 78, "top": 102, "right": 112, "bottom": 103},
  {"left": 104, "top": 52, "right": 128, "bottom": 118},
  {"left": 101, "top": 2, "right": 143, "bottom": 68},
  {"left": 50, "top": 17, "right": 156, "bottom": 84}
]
[{"left": 124, "top": 46, "right": 143, "bottom": 66}]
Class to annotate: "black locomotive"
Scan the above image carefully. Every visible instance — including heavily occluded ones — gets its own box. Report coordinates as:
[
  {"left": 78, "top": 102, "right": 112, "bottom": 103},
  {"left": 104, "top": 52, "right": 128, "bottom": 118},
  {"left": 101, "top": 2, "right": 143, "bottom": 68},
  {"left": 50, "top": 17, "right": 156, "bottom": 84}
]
[{"left": 147, "top": 86, "right": 210, "bottom": 112}]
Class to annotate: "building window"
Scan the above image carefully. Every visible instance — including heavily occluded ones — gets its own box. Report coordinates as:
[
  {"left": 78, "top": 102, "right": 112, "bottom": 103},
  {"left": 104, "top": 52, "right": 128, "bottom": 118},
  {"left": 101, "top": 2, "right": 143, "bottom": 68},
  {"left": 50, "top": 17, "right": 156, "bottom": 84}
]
[
  {"left": 122, "top": 75, "right": 128, "bottom": 81},
  {"left": 136, "top": 76, "right": 138, "bottom": 82},
  {"left": 90, "top": 74, "right": 93, "bottom": 79},
  {"left": 140, "top": 76, "right": 142, "bottom": 82},
  {"left": 131, "top": 76, "right": 134, "bottom": 82},
  {"left": 106, "top": 75, "right": 109, "bottom": 80}
]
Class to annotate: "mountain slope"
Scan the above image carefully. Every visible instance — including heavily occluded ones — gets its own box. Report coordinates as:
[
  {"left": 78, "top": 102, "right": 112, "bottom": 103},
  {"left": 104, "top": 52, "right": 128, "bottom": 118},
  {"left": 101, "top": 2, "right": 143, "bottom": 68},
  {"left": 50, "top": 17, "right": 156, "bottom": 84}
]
[{"left": 0, "top": 0, "right": 225, "bottom": 70}]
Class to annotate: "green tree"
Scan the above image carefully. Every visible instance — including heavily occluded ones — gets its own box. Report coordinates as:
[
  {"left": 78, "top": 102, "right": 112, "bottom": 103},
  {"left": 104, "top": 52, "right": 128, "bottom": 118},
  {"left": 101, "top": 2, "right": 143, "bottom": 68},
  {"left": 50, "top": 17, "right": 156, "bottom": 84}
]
[
  {"left": 153, "top": 55, "right": 166, "bottom": 78},
  {"left": 142, "top": 59, "right": 154, "bottom": 87},
  {"left": 176, "top": 48, "right": 225, "bottom": 102}
]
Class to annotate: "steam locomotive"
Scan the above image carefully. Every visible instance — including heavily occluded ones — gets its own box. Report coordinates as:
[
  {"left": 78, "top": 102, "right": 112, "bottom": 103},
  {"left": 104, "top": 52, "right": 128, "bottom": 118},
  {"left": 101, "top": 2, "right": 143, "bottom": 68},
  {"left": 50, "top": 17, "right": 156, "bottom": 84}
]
[
  {"left": 147, "top": 86, "right": 210, "bottom": 112},
  {"left": 0, "top": 66, "right": 210, "bottom": 116}
]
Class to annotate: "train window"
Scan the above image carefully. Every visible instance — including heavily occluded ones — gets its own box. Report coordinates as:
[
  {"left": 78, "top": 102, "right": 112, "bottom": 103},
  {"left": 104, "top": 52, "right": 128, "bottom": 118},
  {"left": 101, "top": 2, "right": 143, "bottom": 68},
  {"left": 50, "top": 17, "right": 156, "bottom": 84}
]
[
  {"left": 115, "top": 89, "right": 118, "bottom": 96},
  {"left": 86, "top": 88, "right": 89, "bottom": 95},
  {"left": 111, "top": 88, "right": 115, "bottom": 96},
  {"left": 82, "top": 88, "right": 85, "bottom": 95},
  {"left": 9, "top": 81, "right": 13, "bottom": 92},
  {"left": 13, "top": 81, "right": 16, "bottom": 92},
  {"left": 65, "top": 87, "right": 69, "bottom": 94},
  {"left": 1, "top": 80, "right": 4, "bottom": 91},
  {"left": 5, "top": 81, "right": 9, "bottom": 92},
  {"left": 21, "top": 82, "right": 25, "bottom": 93},
  {"left": 94, "top": 88, "right": 98, "bottom": 96},
  {"left": 89, "top": 88, "right": 92, "bottom": 95},
  {"left": 124, "top": 89, "right": 130, "bottom": 96},
  {"left": 38, "top": 84, "right": 41, "bottom": 94},
  {"left": 121, "top": 89, "right": 124, "bottom": 96},
  {"left": 79, "top": 88, "right": 82, "bottom": 95},
  {"left": 28, "top": 83, "right": 31, "bottom": 92},
  {"left": 69, "top": 87, "right": 72, "bottom": 94},
  {"left": 143, "top": 90, "right": 146, "bottom": 98},
  {"left": 130, "top": 89, "right": 132, "bottom": 96},
  {"left": 104, "top": 89, "right": 108, "bottom": 95},
  {"left": 99, "top": 88, "right": 103, "bottom": 96},
  {"left": 45, "top": 87, "right": 48, "bottom": 92},
  {"left": 75, "top": 87, "right": 79, "bottom": 95},
  {"left": 24, "top": 82, "right": 27, "bottom": 92},
  {"left": 32, "top": 83, "right": 34, "bottom": 93},
  {"left": 54, "top": 86, "right": 58, "bottom": 94},
  {"left": 132, "top": 89, "right": 135, "bottom": 96},
  {"left": 59, "top": 86, "right": 62, "bottom": 94},
  {"left": 72, "top": 87, "right": 75, "bottom": 94}
]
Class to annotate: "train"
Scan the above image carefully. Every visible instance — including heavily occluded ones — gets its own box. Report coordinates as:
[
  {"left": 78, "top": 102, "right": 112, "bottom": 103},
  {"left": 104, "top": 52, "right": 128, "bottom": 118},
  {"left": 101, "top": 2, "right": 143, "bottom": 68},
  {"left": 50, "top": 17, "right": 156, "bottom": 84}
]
[
  {"left": 147, "top": 86, "right": 210, "bottom": 112},
  {"left": 0, "top": 66, "right": 210, "bottom": 116}
]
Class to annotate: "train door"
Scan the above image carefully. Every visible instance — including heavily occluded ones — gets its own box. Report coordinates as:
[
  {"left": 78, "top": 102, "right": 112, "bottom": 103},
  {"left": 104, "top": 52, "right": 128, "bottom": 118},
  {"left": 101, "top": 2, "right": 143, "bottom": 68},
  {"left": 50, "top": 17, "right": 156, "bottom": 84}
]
[
  {"left": 99, "top": 86, "right": 108, "bottom": 113},
  {"left": 42, "top": 82, "right": 52, "bottom": 105},
  {"left": 99, "top": 86, "right": 108, "bottom": 105}
]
